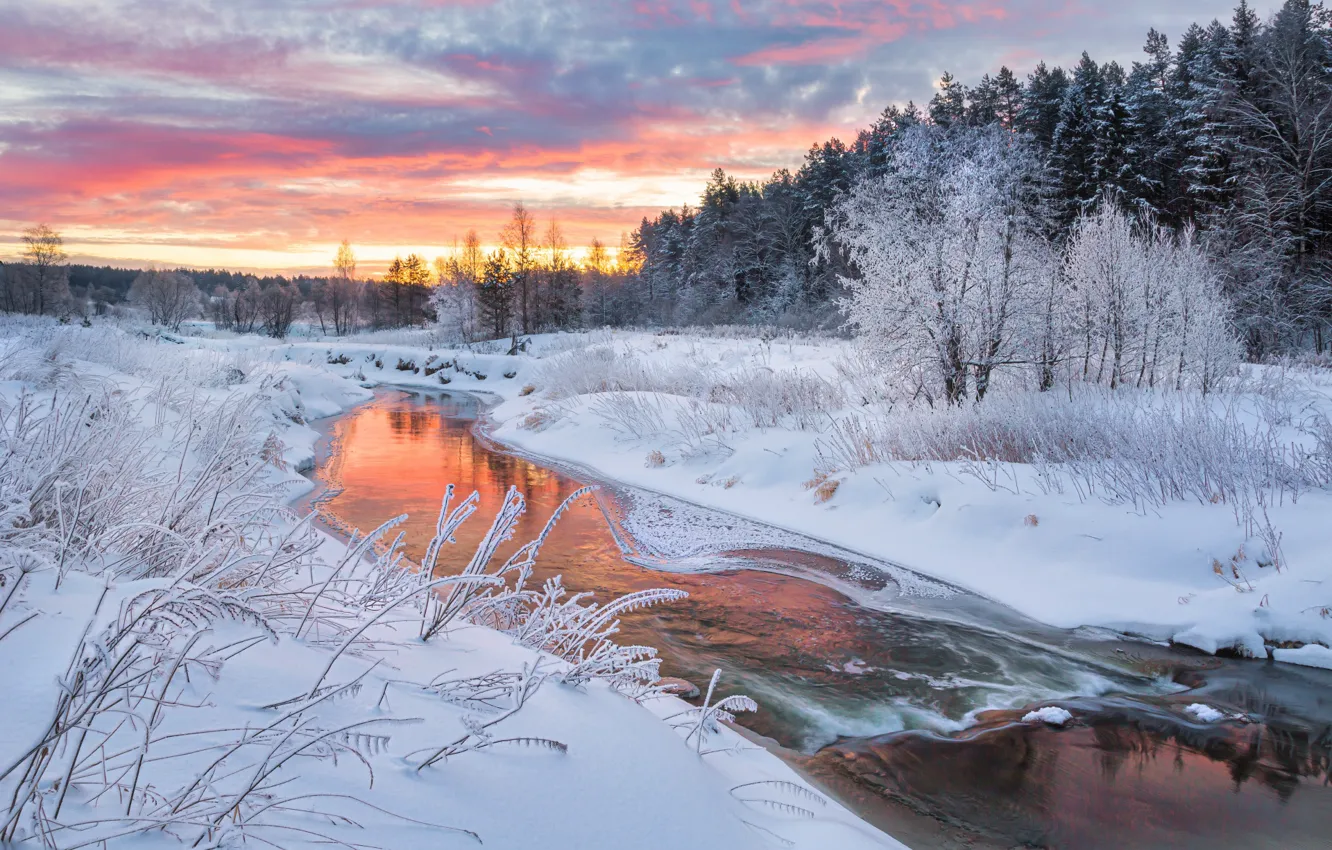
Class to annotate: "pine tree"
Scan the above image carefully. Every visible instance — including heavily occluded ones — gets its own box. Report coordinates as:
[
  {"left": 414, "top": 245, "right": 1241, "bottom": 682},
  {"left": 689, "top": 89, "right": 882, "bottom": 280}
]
[
  {"left": 476, "top": 251, "right": 514, "bottom": 339},
  {"left": 1122, "top": 29, "right": 1175, "bottom": 219},
  {"left": 1092, "top": 62, "right": 1132, "bottom": 204},
  {"left": 1178, "top": 22, "right": 1237, "bottom": 222},
  {"left": 1051, "top": 54, "right": 1107, "bottom": 227},
  {"left": 1019, "top": 62, "right": 1069, "bottom": 147},
  {"left": 929, "top": 72, "right": 969, "bottom": 128}
]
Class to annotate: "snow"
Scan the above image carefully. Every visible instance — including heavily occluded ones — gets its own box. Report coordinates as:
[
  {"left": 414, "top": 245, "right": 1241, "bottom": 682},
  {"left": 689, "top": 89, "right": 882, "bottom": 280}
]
[
  {"left": 0, "top": 320, "right": 905, "bottom": 850},
  {"left": 1021, "top": 706, "right": 1073, "bottom": 726},
  {"left": 14, "top": 317, "right": 1330, "bottom": 847},
  {"left": 1183, "top": 703, "right": 1226, "bottom": 723},
  {"left": 186, "top": 327, "right": 1332, "bottom": 666},
  {"left": 1272, "top": 644, "right": 1332, "bottom": 670}
]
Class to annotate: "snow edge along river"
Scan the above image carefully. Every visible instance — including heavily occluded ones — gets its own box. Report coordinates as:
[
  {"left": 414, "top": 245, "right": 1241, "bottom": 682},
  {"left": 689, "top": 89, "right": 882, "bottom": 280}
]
[{"left": 235, "top": 330, "right": 1332, "bottom": 670}]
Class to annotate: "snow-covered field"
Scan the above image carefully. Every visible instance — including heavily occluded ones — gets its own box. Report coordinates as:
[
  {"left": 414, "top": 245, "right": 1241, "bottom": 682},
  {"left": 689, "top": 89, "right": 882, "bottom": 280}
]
[
  {"left": 221, "top": 326, "right": 1332, "bottom": 666},
  {"left": 0, "top": 318, "right": 899, "bottom": 850}
]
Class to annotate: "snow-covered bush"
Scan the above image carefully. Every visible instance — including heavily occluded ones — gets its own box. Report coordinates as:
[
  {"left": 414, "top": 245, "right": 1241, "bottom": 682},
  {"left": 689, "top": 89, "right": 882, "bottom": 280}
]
[
  {"left": 815, "top": 382, "right": 1331, "bottom": 560},
  {"left": 540, "top": 339, "right": 843, "bottom": 448}
]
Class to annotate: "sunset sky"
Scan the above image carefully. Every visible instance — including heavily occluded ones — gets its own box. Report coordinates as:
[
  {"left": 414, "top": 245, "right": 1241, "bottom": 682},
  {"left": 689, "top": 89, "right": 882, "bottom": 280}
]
[{"left": 0, "top": 0, "right": 1274, "bottom": 274}]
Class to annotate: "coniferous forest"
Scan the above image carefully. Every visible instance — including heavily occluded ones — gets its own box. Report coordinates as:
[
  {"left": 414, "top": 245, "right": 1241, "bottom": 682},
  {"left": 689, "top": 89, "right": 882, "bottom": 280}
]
[{"left": 626, "top": 0, "right": 1331, "bottom": 359}]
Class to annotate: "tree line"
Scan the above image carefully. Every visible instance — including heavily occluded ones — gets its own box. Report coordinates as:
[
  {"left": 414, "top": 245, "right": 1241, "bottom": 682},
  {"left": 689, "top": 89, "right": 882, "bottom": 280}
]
[
  {"left": 432, "top": 203, "right": 636, "bottom": 343},
  {"left": 1, "top": 205, "right": 635, "bottom": 339},
  {"left": 627, "top": 0, "right": 1332, "bottom": 358}
]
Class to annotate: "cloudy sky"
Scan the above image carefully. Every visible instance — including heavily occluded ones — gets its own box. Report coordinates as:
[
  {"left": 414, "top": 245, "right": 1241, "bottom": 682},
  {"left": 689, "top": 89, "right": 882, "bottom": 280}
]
[{"left": 0, "top": 0, "right": 1276, "bottom": 273}]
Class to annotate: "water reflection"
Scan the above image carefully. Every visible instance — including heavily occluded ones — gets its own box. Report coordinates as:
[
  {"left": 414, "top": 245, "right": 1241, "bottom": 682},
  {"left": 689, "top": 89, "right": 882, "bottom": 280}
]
[
  {"left": 310, "top": 391, "right": 1142, "bottom": 749},
  {"left": 808, "top": 700, "right": 1332, "bottom": 850},
  {"left": 307, "top": 390, "right": 1332, "bottom": 850}
]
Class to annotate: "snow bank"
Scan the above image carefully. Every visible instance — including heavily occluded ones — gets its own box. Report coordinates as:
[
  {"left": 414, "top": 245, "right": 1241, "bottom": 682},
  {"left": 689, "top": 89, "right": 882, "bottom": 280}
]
[{"left": 1272, "top": 644, "right": 1332, "bottom": 670}]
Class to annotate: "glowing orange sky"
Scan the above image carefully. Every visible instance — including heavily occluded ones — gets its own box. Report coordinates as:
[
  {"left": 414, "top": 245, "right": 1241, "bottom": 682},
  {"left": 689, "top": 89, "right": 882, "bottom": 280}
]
[{"left": 0, "top": 0, "right": 1271, "bottom": 274}]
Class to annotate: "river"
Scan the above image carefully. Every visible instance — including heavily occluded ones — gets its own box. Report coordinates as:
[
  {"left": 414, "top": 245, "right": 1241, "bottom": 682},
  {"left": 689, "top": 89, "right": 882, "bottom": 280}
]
[{"left": 302, "top": 389, "right": 1332, "bottom": 850}]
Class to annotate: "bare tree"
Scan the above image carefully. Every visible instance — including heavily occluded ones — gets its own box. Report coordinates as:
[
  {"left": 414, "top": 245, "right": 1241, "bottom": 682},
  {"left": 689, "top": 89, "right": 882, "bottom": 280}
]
[
  {"left": 209, "top": 285, "right": 235, "bottom": 329},
  {"left": 128, "top": 269, "right": 199, "bottom": 330},
  {"left": 232, "top": 276, "right": 263, "bottom": 333},
  {"left": 14, "top": 224, "right": 70, "bottom": 315},
  {"left": 309, "top": 278, "right": 330, "bottom": 335},
  {"left": 583, "top": 237, "right": 616, "bottom": 326},
  {"left": 260, "top": 280, "right": 301, "bottom": 338},
  {"left": 327, "top": 239, "right": 361, "bottom": 335},
  {"left": 541, "top": 217, "right": 579, "bottom": 329},
  {"left": 501, "top": 202, "right": 537, "bottom": 333}
]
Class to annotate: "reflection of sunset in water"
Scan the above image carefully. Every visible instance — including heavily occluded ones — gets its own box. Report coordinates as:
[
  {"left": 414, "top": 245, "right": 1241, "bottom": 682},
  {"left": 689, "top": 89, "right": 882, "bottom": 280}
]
[
  {"left": 811, "top": 709, "right": 1332, "bottom": 850},
  {"left": 311, "top": 391, "right": 909, "bottom": 743},
  {"left": 310, "top": 391, "right": 1332, "bottom": 850}
]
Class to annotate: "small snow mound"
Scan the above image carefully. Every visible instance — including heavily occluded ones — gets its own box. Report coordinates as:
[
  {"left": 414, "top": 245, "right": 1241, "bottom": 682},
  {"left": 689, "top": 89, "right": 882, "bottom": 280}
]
[
  {"left": 1022, "top": 706, "right": 1073, "bottom": 726},
  {"left": 1184, "top": 703, "right": 1225, "bottom": 723},
  {"left": 1273, "top": 644, "right": 1332, "bottom": 670}
]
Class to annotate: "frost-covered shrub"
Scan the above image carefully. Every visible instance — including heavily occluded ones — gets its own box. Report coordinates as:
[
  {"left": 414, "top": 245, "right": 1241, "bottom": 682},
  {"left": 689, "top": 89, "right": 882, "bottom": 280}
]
[
  {"left": 544, "top": 340, "right": 842, "bottom": 446},
  {"left": 0, "top": 323, "right": 699, "bottom": 848},
  {"left": 815, "top": 384, "right": 1332, "bottom": 534},
  {"left": 709, "top": 367, "right": 844, "bottom": 431}
]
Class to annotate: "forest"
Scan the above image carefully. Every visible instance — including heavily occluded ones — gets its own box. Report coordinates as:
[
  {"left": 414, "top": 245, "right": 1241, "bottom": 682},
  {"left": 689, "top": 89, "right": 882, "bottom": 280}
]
[
  {"left": 627, "top": 0, "right": 1332, "bottom": 360},
  {"left": 2, "top": 1, "right": 1328, "bottom": 372}
]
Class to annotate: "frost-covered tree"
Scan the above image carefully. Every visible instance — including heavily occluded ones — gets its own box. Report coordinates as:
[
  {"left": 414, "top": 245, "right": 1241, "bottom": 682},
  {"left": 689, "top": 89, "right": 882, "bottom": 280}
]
[
  {"left": 433, "top": 230, "right": 483, "bottom": 343},
  {"left": 1064, "top": 200, "right": 1141, "bottom": 387},
  {"left": 1227, "top": 0, "right": 1332, "bottom": 351},
  {"left": 831, "top": 125, "right": 1050, "bottom": 404},
  {"left": 1065, "top": 197, "right": 1239, "bottom": 391}
]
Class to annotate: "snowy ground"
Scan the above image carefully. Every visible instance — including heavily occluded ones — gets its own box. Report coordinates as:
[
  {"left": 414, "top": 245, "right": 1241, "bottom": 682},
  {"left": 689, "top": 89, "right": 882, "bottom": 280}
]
[
  {"left": 0, "top": 319, "right": 900, "bottom": 850},
  {"left": 17, "top": 318, "right": 1327, "bottom": 848},
  {"left": 216, "top": 326, "right": 1332, "bottom": 666}
]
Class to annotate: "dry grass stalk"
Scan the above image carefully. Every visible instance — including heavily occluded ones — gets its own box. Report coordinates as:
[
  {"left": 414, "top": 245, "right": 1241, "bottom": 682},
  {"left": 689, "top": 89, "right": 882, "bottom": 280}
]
[{"left": 813, "top": 478, "right": 840, "bottom": 503}]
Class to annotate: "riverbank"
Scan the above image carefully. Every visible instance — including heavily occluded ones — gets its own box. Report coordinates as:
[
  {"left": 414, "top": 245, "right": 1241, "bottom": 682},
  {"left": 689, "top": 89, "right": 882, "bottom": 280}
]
[
  {"left": 215, "top": 328, "right": 1332, "bottom": 666},
  {"left": 300, "top": 381, "right": 1332, "bottom": 850},
  {"left": 0, "top": 319, "right": 902, "bottom": 850}
]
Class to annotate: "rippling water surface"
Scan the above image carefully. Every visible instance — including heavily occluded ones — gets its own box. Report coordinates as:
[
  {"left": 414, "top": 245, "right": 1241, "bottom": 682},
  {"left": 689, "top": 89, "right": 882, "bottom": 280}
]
[{"left": 305, "top": 390, "right": 1332, "bottom": 849}]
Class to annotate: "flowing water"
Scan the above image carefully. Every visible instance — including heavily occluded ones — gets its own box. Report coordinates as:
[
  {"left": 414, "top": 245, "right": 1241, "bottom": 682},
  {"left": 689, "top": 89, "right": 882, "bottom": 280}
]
[{"left": 303, "top": 390, "right": 1332, "bottom": 849}]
